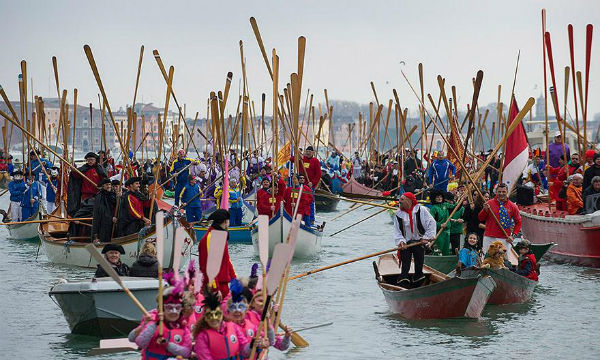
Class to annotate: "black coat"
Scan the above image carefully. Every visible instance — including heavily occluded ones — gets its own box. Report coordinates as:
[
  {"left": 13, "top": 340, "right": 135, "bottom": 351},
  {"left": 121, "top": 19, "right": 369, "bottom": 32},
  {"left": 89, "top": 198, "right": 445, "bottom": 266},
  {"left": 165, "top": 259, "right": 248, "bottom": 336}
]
[
  {"left": 116, "top": 190, "right": 146, "bottom": 237},
  {"left": 462, "top": 203, "right": 485, "bottom": 239},
  {"left": 67, "top": 163, "right": 107, "bottom": 216},
  {"left": 92, "top": 190, "right": 117, "bottom": 242},
  {"left": 129, "top": 254, "right": 159, "bottom": 278},
  {"left": 94, "top": 261, "right": 129, "bottom": 278},
  {"left": 583, "top": 165, "right": 600, "bottom": 190},
  {"left": 68, "top": 197, "right": 95, "bottom": 238}
]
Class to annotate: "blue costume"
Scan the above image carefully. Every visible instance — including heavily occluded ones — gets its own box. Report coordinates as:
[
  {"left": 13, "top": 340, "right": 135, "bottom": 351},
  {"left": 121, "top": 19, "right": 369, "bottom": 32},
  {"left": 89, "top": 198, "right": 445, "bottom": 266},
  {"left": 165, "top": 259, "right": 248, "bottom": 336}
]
[
  {"left": 8, "top": 179, "right": 26, "bottom": 203},
  {"left": 427, "top": 159, "right": 456, "bottom": 191},
  {"left": 458, "top": 247, "right": 479, "bottom": 268},
  {"left": 180, "top": 182, "right": 203, "bottom": 223},
  {"left": 27, "top": 157, "right": 53, "bottom": 182},
  {"left": 21, "top": 181, "right": 43, "bottom": 220},
  {"left": 228, "top": 186, "right": 243, "bottom": 226},
  {"left": 170, "top": 157, "right": 193, "bottom": 205}
]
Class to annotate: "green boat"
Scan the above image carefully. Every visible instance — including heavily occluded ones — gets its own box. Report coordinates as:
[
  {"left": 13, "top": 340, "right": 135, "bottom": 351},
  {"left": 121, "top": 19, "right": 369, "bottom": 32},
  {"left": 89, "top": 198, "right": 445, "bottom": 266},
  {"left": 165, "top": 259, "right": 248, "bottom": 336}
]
[
  {"left": 164, "top": 190, "right": 175, "bottom": 198},
  {"left": 424, "top": 242, "right": 556, "bottom": 275}
]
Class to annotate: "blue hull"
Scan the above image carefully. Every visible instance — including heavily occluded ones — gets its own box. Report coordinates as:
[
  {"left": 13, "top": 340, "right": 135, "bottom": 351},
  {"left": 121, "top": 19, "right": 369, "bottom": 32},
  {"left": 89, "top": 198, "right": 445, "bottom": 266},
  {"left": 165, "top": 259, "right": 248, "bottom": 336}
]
[{"left": 193, "top": 225, "right": 253, "bottom": 244}]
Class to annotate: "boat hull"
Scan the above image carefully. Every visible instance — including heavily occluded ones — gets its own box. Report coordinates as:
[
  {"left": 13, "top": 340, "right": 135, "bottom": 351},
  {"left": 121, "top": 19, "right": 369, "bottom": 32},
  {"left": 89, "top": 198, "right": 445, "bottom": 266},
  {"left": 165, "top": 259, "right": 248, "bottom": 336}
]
[
  {"left": 251, "top": 209, "right": 322, "bottom": 258},
  {"left": 40, "top": 217, "right": 193, "bottom": 269},
  {"left": 6, "top": 206, "right": 43, "bottom": 242},
  {"left": 194, "top": 225, "right": 252, "bottom": 244},
  {"left": 460, "top": 268, "right": 537, "bottom": 305},
  {"left": 49, "top": 277, "right": 158, "bottom": 338},
  {"left": 314, "top": 192, "right": 340, "bottom": 212},
  {"left": 341, "top": 177, "right": 383, "bottom": 198},
  {"left": 520, "top": 204, "right": 600, "bottom": 267}
]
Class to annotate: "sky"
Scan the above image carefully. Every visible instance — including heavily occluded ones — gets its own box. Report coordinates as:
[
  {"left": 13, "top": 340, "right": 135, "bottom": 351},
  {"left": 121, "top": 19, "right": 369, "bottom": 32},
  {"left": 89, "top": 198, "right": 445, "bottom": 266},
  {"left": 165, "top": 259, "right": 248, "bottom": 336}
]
[{"left": 2, "top": 0, "right": 600, "bottom": 120}]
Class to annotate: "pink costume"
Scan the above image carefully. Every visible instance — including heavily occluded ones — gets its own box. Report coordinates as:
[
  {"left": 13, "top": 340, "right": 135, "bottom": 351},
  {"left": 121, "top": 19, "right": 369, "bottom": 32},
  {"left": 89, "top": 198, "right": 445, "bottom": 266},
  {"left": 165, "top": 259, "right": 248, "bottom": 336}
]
[{"left": 193, "top": 321, "right": 250, "bottom": 360}]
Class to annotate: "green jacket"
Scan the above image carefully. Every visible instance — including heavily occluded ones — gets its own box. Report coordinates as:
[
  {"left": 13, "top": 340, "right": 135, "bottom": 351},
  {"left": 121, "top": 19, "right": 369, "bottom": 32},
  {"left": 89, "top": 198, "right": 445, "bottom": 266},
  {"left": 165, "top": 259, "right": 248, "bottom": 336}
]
[
  {"left": 429, "top": 203, "right": 450, "bottom": 232},
  {"left": 447, "top": 203, "right": 464, "bottom": 234}
]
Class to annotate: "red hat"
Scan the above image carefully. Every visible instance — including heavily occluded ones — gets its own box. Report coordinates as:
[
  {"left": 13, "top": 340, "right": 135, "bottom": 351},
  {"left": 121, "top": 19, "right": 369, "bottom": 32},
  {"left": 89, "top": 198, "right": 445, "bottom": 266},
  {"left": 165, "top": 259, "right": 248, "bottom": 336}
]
[
  {"left": 585, "top": 149, "right": 596, "bottom": 159},
  {"left": 402, "top": 192, "right": 418, "bottom": 205}
]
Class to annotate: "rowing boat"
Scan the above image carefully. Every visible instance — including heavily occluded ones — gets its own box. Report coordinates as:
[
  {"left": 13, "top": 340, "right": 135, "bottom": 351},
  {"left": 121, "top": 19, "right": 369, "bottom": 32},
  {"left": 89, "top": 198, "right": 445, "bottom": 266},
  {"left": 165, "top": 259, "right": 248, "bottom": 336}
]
[
  {"left": 3, "top": 204, "right": 43, "bottom": 242},
  {"left": 39, "top": 201, "right": 194, "bottom": 269},
  {"left": 49, "top": 277, "right": 158, "bottom": 337},
  {"left": 194, "top": 224, "right": 252, "bottom": 244},
  {"left": 520, "top": 203, "right": 600, "bottom": 267},
  {"left": 458, "top": 267, "right": 537, "bottom": 305},
  {"left": 251, "top": 207, "right": 323, "bottom": 258},
  {"left": 341, "top": 177, "right": 383, "bottom": 199},
  {"left": 314, "top": 189, "right": 340, "bottom": 212},
  {"left": 373, "top": 254, "right": 496, "bottom": 319}
]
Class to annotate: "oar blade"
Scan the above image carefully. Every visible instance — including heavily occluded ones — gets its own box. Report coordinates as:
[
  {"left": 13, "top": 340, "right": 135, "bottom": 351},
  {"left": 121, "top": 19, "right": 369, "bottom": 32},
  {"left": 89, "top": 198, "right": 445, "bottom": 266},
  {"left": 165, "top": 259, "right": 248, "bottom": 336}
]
[
  {"left": 286, "top": 215, "right": 301, "bottom": 263},
  {"left": 88, "top": 338, "right": 138, "bottom": 356},
  {"left": 155, "top": 211, "right": 164, "bottom": 267},
  {"left": 171, "top": 226, "right": 185, "bottom": 273},
  {"left": 85, "top": 244, "right": 123, "bottom": 287},
  {"left": 266, "top": 243, "right": 293, "bottom": 296},
  {"left": 206, "top": 230, "right": 228, "bottom": 286},
  {"left": 257, "top": 215, "right": 269, "bottom": 266}
]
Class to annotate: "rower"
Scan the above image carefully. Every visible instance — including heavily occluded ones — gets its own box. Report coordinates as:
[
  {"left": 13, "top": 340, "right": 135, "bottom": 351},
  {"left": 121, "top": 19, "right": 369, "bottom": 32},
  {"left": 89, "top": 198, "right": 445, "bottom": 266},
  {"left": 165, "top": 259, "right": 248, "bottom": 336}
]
[
  {"left": 7, "top": 170, "right": 26, "bottom": 221},
  {"left": 116, "top": 177, "right": 151, "bottom": 237},
  {"left": 198, "top": 209, "right": 237, "bottom": 297},
  {"left": 180, "top": 174, "right": 203, "bottom": 223},
  {"left": 478, "top": 183, "right": 521, "bottom": 255},
  {"left": 283, "top": 174, "right": 313, "bottom": 224},
  {"left": 170, "top": 149, "right": 194, "bottom": 206},
  {"left": 26, "top": 149, "right": 53, "bottom": 199},
  {"left": 91, "top": 178, "right": 117, "bottom": 243},
  {"left": 257, "top": 177, "right": 278, "bottom": 218},
  {"left": 393, "top": 192, "right": 437, "bottom": 287},
  {"left": 68, "top": 152, "right": 107, "bottom": 216},
  {"left": 427, "top": 151, "right": 456, "bottom": 191},
  {"left": 44, "top": 167, "right": 60, "bottom": 214},
  {"left": 21, "top": 174, "right": 43, "bottom": 220}
]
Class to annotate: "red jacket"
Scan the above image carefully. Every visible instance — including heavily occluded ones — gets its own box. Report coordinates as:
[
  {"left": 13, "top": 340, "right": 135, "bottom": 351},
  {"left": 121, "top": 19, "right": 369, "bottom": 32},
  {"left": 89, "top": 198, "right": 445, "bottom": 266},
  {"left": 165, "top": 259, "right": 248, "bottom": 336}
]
[
  {"left": 127, "top": 193, "right": 149, "bottom": 220},
  {"left": 75, "top": 167, "right": 103, "bottom": 200},
  {"left": 291, "top": 155, "right": 321, "bottom": 187},
  {"left": 283, "top": 185, "right": 313, "bottom": 217},
  {"left": 478, "top": 197, "right": 521, "bottom": 238},
  {"left": 198, "top": 226, "right": 236, "bottom": 297},
  {"left": 257, "top": 188, "right": 279, "bottom": 218},
  {"left": 518, "top": 253, "right": 538, "bottom": 281}
]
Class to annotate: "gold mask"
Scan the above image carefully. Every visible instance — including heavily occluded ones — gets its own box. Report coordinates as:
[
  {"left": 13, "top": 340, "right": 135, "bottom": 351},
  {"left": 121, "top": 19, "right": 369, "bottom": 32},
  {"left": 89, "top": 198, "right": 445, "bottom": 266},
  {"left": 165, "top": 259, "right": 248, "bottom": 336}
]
[{"left": 204, "top": 308, "right": 223, "bottom": 322}]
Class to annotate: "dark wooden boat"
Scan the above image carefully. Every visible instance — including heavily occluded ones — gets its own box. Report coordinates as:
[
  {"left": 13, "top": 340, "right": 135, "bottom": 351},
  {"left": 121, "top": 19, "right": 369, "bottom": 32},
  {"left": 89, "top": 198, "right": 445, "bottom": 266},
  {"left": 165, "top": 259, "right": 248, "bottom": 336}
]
[
  {"left": 520, "top": 203, "right": 600, "bottom": 267},
  {"left": 373, "top": 254, "right": 496, "bottom": 319},
  {"left": 459, "top": 267, "right": 537, "bottom": 305},
  {"left": 314, "top": 190, "right": 340, "bottom": 212}
]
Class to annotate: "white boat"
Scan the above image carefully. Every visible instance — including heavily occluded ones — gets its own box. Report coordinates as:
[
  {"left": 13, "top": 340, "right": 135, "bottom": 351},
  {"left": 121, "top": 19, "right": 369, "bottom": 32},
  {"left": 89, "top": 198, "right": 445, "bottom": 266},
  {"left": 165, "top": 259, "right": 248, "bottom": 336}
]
[
  {"left": 251, "top": 207, "right": 323, "bottom": 259},
  {"left": 3, "top": 204, "right": 44, "bottom": 242},
  {"left": 39, "top": 211, "right": 194, "bottom": 269},
  {"left": 49, "top": 277, "right": 158, "bottom": 338}
]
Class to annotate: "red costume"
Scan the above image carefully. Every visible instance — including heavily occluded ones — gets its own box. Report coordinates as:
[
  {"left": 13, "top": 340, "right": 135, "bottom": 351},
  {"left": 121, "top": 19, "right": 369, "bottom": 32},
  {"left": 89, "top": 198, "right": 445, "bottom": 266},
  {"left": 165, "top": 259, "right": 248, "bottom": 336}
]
[
  {"left": 127, "top": 192, "right": 149, "bottom": 220},
  {"left": 291, "top": 155, "right": 321, "bottom": 187},
  {"left": 256, "top": 178, "right": 286, "bottom": 218},
  {"left": 198, "top": 226, "right": 236, "bottom": 297},
  {"left": 478, "top": 197, "right": 521, "bottom": 238},
  {"left": 283, "top": 185, "right": 313, "bottom": 217},
  {"left": 518, "top": 253, "right": 539, "bottom": 281},
  {"left": 74, "top": 166, "right": 104, "bottom": 200}
]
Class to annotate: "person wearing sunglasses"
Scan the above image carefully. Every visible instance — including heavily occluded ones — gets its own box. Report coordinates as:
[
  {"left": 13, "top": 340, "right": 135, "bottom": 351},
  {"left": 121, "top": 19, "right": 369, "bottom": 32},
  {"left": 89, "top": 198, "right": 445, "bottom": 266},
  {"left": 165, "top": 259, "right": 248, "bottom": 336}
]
[{"left": 128, "top": 285, "right": 192, "bottom": 359}]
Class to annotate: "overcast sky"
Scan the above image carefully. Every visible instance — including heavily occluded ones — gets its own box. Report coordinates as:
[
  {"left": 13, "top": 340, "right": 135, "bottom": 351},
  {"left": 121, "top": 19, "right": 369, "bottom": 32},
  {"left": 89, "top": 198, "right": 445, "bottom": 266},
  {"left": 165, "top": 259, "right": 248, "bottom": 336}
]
[{"left": 2, "top": 0, "right": 599, "bottom": 120}]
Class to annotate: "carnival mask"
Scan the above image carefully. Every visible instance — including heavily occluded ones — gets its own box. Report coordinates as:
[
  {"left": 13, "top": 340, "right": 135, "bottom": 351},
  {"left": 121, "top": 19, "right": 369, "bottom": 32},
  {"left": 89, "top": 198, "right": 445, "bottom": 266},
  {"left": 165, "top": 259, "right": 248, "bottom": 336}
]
[
  {"left": 204, "top": 308, "right": 223, "bottom": 322},
  {"left": 227, "top": 302, "right": 248, "bottom": 313}
]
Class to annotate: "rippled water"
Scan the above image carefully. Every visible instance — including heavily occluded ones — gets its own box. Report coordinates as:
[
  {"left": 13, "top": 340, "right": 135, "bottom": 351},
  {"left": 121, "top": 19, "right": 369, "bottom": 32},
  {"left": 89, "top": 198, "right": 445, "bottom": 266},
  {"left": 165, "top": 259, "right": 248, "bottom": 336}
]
[{"left": 1, "top": 198, "right": 599, "bottom": 359}]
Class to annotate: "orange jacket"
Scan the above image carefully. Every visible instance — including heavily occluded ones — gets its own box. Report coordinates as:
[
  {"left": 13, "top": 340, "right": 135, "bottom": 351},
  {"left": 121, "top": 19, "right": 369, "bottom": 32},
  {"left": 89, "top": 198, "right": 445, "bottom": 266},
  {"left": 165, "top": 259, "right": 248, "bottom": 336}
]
[{"left": 566, "top": 183, "right": 583, "bottom": 215}]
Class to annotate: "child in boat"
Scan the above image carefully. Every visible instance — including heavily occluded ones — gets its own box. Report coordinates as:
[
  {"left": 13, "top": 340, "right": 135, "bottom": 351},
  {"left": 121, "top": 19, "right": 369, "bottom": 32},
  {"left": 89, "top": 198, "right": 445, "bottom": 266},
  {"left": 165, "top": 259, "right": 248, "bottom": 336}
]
[
  {"left": 457, "top": 232, "right": 483, "bottom": 270},
  {"left": 512, "top": 239, "right": 539, "bottom": 281},
  {"left": 128, "top": 280, "right": 192, "bottom": 359}
]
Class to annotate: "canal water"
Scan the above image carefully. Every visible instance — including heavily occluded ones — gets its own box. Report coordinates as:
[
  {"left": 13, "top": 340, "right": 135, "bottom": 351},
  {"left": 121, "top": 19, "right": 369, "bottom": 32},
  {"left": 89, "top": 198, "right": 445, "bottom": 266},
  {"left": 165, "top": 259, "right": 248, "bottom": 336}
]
[{"left": 0, "top": 198, "right": 598, "bottom": 359}]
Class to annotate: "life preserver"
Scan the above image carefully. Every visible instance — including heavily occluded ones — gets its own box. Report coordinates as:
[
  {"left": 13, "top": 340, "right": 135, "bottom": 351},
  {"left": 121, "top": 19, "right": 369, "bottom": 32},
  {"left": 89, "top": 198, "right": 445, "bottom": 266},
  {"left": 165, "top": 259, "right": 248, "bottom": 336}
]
[
  {"left": 142, "top": 324, "right": 187, "bottom": 360},
  {"left": 205, "top": 321, "right": 241, "bottom": 360},
  {"left": 242, "top": 319, "right": 258, "bottom": 338},
  {"left": 520, "top": 253, "right": 539, "bottom": 281}
]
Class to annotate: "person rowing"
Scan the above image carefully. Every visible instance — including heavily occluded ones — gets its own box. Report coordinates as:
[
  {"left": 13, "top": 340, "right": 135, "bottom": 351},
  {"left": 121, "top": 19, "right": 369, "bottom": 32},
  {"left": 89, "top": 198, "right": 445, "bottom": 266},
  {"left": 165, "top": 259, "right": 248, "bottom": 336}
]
[{"left": 392, "top": 192, "right": 437, "bottom": 287}]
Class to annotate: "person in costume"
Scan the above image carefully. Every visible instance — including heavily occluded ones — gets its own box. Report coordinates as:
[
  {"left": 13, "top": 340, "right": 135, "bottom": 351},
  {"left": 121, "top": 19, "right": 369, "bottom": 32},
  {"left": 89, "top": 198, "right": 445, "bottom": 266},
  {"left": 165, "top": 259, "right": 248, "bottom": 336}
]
[
  {"left": 91, "top": 178, "right": 117, "bottom": 243},
  {"left": 198, "top": 209, "right": 237, "bottom": 297},
  {"left": 457, "top": 232, "right": 483, "bottom": 270},
  {"left": 427, "top": 151, "right": 456, "bottom": 191},
  {"left": 428, "top": 189, "right": 451, "bottom": 256},
  {"left": 512, "top": 239, "right": 538, "bottom": 281},
  {"left": 116, "top": 177, "right": 151, "bottom": 237},
  {"left": 94, "top": 243, "right": 129, "bottom": 278},
  {"left": 67, "top": 152, "right": 107, "bottom": 216},
  {"left": 7, "top": 170, "right": 26, "bottom": 221},
  {"left": 228, "top": 177, "right": 244, "bottom": 226},
  {"left": 26, "top": 149, "right": 53, "bottom": 199},
  {"left": 170, "top": 149, "right": 194, "bottom": 206},
  {"left": 446, "top": 192, "right": 464, "bottom": 255},
  {"left": 180, "top": 174, "right": 203, "bottom": 223},
  {"left": 21, "top": 174, "right": 43, "bottom": 220},
  {"left": 392, "top": 192, "right": 437, "bottom": 287},
  {"left": 478, "top": 183, "right": 521, "bottom": 254},
  {"left": 256, "top": 177, "right": 282, "bottom": 218},
  {"left": 129, "top": 279, "right": 192, "bottom": 359},
  {"left": 192, "top": 289, "right": 254, "bottom": 360},
  {"left": 44, "top": 167, "right": 60, "bottom": 214},
  {"left": 283, "top": 174, "right": 313, "bottom": 224}
]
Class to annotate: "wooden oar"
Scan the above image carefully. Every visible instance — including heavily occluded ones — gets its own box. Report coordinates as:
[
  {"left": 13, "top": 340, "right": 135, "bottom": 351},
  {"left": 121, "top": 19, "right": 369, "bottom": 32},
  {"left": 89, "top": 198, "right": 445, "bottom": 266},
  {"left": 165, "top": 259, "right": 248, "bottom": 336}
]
[
  {"left": 85, "top": 244, "right": 149, "bottom": 316},
  {"left": 206, "top": 229, "right": 228, "bottom": 290},
  {"left": 156, "top": 211, "right": 165, "bottom": 336},
  {"left": 0, "top": 189, "right": 8, "bottom": 197},
  {"left": 171, "top": 226, "right": 185, "bottom": 275},
  {"left": 0, "top": 217, "right": 92, "bottom": 226}
]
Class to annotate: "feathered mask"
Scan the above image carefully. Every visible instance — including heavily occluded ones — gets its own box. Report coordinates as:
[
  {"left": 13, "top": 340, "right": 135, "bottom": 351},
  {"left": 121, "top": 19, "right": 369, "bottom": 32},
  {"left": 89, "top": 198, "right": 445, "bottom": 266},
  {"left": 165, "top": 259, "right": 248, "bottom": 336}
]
[
  {"left": 229, "top": 278, "right": 244, "bottom": 303},
  {"left": 162, "top": 270, "right": 184, "bottom": 304},
  {"left": 202, "top": 288, "right": 222, "bottom": 311}
]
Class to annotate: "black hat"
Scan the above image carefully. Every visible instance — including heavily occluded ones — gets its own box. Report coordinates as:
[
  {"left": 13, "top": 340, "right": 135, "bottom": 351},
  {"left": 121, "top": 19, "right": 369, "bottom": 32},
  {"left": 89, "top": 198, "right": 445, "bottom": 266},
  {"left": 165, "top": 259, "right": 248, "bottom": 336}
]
[
  {"left": 98, "top": 178, "right": 111, "bottom": 187},
  {"left": 208, "top": 209, "right": 230, "bottom": 224},
  {"left": 594, "top": 153, "right": 600, "bottom": 161},
  {"left": 85, "top": 152, "right": 99, "bottom": 160},
  {"left": 305, "top": 146, "right": 314, "bottom": 151},
  {"left": 111, "top": 179, "right": 121, "bottom": 186},
  {"left": 11, "top": 170, "right": 23, "bottom": 176},
  {"left": 101, "top": 243, "right": 125, "bottom": 254},
  {"left": 125, "top": 176, "right": 142, "bottom": 187}
]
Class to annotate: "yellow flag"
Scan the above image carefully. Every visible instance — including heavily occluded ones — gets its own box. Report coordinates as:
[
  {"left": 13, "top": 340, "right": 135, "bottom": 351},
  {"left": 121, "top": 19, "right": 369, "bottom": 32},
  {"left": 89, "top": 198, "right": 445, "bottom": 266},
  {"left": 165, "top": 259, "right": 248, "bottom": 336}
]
[{"left": 277, "top": 141, "right": 291, "bottom": 168}]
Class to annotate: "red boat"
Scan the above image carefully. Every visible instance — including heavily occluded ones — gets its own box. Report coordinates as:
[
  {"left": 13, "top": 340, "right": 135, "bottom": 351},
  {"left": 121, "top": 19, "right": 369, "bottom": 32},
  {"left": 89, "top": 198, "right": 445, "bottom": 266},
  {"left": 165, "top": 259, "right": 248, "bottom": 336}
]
[
  {"left": 520, "top": 203, "right": 600, "bottom": 268},
  {"left": 342, "top": 177, "right": 383, "bottom": 198},
  {"left": 459, "top": 268, "right": 537, "bottom": 305},
  {"left": 372, "top": 254, "right": 497, "bottom": 319}
]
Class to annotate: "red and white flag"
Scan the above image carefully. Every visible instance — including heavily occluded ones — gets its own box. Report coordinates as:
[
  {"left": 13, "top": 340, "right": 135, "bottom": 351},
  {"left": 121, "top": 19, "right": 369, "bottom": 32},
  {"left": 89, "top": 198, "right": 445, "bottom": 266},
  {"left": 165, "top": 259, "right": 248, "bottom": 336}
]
[{"left": 502, "top": 97, "right": 529, "bottom": 192}]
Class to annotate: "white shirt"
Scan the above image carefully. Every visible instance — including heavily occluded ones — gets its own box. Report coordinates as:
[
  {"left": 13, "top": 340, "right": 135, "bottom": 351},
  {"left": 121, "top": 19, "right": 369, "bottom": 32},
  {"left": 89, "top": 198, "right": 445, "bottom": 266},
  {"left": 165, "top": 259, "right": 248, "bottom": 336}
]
[{"left": 392, "top": 204, "right": 437, "bottom": 246}]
